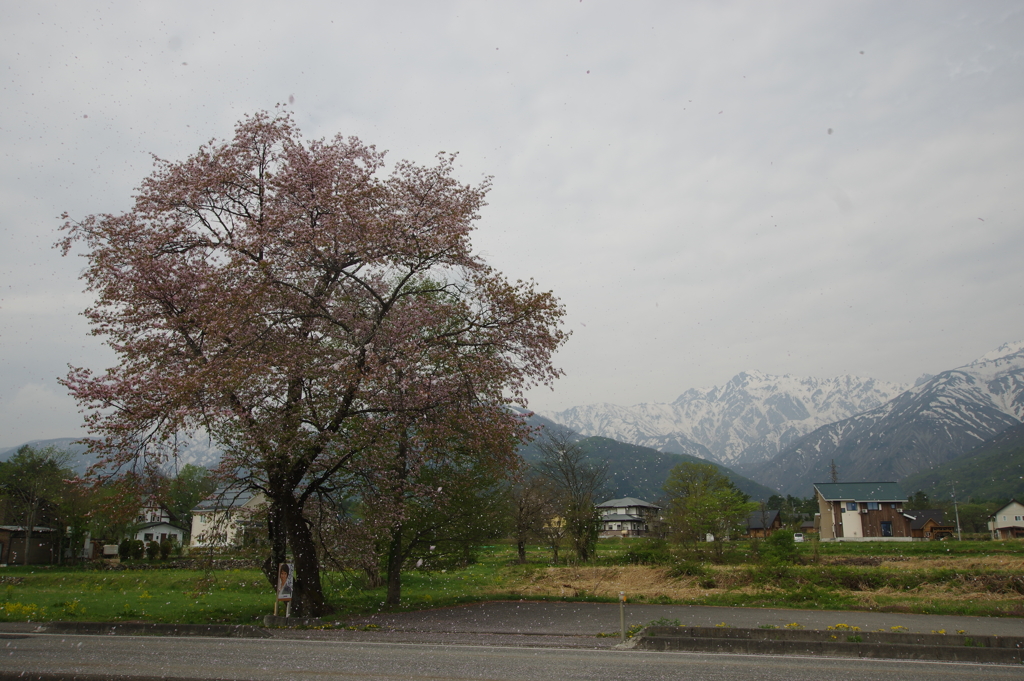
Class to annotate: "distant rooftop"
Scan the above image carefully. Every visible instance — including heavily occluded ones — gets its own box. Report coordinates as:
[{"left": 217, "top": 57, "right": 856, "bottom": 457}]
[
  {"left": 813, "top": 482, "right": 907, "bottom": 502},
  {"left": 193, "top": 488, "right": 262, "bottom": 511},
  {"left": 596, "top": 497, "right": 660, "bottom": 509},
  {"left": 746, "top": 509, "right": 780, "bottom": 530}
]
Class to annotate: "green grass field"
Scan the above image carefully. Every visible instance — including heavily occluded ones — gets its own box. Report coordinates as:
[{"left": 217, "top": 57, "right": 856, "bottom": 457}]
[{"left": 1, "top": 538, "right": 1022, "bottom": 624}]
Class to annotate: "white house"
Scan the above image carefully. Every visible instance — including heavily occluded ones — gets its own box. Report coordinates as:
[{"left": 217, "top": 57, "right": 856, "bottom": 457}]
[
  {"left": 133, "top": 522, "right": 187, "bottom": 546},
  {"left": 190, "top": 489, "right": 266, "bottom": 548},
  {"left": 596, "top": 497, "right": 660, "bottom": 537},
  {"left": 988, "top": 500, "right": 1024, "bottom": 540},
  {"left": 136, "top": 497, "right": 175, "bottom": 525},
  {"left": 128, "top": 497, "right": 187, "bottom": 546}
]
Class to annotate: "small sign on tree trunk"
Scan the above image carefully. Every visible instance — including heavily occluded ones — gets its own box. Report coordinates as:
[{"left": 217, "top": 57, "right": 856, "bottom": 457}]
[{"left": 277, "top": 563, "right": 294, "bottom": 602}]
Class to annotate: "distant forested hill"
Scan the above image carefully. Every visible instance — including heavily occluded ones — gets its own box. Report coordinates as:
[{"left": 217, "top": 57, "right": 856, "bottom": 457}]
[
  {"left": 902, "top": 421, "right": 1024, "bottom": 502},
  {"left": 517, "top": 413, "right": 776, "bottom": 502},
  {"left": 575, "top": 436, "right": 776, "bottom": 503}
]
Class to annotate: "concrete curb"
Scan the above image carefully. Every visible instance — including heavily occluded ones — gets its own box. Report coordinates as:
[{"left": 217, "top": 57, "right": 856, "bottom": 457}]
[
  {"left": 620, "top": 625, "right": 1024, "bottom": 664},
  {"left": 14, "top": 620, "right": 1024, "bottom": 664},
  {"left": 0, "top": 673, "right": 219, "bottom": 681}
]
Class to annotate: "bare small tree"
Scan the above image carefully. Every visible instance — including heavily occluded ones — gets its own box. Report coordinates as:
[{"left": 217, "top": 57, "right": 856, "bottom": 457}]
[
  {"left": 508, "top": 470, "right": 555, "bottom": 563},
  {"left": 535, "top": 431, "right": 607, "bottom": 563}
]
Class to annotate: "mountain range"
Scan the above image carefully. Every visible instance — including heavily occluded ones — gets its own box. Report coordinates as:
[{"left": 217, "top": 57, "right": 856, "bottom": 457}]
[
  {"left": 8, "top": 341, "right": 1022, "bottom": 502},
  {"left": 742, "top": 341, "right": 1024, "bottom": 495},
  {"left": 545, "top": 341, "right": 1024, "bottom": 498},
  {"left": 548, "top": 372, "right": 908, "bottom": 467}
]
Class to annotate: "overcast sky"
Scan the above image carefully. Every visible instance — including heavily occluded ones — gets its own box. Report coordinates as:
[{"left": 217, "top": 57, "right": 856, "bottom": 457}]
[{"left": 2, "top": 1, "right": 1023, "bottom": 447}]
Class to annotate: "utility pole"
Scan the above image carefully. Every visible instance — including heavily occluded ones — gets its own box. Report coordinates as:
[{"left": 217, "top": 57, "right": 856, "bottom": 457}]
[
  {"left": 952, "top": 483, "right": 963, "bottom": 541},
  {"left": 829, "top": 459, "right": 838, "bottom": 484}
]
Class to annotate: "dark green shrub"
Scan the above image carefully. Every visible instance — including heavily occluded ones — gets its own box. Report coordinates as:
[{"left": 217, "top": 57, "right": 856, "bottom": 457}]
[
  {"left": 668, "top": 561, "right": 708, "bottom": 578},
  {"left": 145, "top": 540, "right": 160, "bottom": 560},
  {"left": 159, "top": 540, "right": 172, "bottom": 560},
  {"left": 118, "top": 538, "right": 132, "bottom": 559},
  {"left": 131, "top": 539, "right": 145, "bottom": 560},
  {"left": 622, "top": 540, "right": 672, "bottom": 565},
  {"left": 761, "top": 530, "right": 799, "bottom": 564}
]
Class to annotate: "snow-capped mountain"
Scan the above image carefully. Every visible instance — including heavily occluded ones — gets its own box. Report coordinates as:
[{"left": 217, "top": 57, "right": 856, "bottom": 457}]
[
  {"left": 547, "top": 371, "right": 908, "bottom": 467},
  {"left": 746, "top": 341, "right": 1024, "bottom": 496}
]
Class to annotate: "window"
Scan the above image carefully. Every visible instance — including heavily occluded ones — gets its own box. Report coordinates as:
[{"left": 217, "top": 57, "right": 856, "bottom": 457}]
[
  {"left": 846, "top": 502, "right": 857, "bottom": 511},
  {"left": 144, "top": 533, "right": 153, "bottom": 541},
  {"left": 880, "top": 521, "right": 893, "bottom": 537},
  {"left": 867, "top": 502, "right": 879, "bottom": 510},
  {"left": 1017, "top": 516, "right": 1022, "bottom": 522},
  {"left": 891, "top": 503, "right": 897, "bottom": 508}
]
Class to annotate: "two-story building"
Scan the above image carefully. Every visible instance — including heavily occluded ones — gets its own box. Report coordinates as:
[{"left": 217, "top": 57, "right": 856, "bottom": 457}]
[
  {"left": 815, "top": 482, "right": 913, "bottom": 541},
  {"left": 596, "top": 497, "right": 660, "bottom": 537},
  {"left": 190, "top": 489, "right": 266, "bottom": 548},
  {"left": 989, "top": 500, "right": 1024, "bottom": 540},
  {"left": 132, "top": 497, "right": 188, "bottom": 546}
]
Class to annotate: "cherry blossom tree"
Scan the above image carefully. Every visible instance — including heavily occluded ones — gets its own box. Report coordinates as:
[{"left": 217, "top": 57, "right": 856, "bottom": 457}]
[{"left": 58, "top": 110, "right": 567, "bottom": 616}]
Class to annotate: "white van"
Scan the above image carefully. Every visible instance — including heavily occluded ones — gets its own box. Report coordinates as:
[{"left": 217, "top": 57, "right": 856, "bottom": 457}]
[{"left": 793, "top": 533, "right": 804, "bottom": 543}]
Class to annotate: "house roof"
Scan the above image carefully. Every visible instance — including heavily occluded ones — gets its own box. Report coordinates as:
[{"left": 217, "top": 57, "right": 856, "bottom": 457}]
[
  {"left": 746, "top": 509, "right": 780, "bottom": 530},
  {"left": 192, "top": 488, "right": 263, "bottom": 512},
  {"left": 813, "top": 482, "right": 907, "bottom": 502},
  {"left": 0, "top": 526, "right": 55, "bottom": 533},
  {"left": 903, "top": 509, "right": 945, "bottom": 530},
  {"left": 990, "top": 499, "right": 1023, "bottom": 519},
  {"left": 137, "top": 499, "right": 179, "bottom": 523},
  {"left": 596, "top": 497, "right": 660, "bottom": 510}
]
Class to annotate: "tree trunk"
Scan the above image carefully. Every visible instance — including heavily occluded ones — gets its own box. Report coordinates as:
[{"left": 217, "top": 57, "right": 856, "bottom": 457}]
[
  {"left": 282, "top": 495, "right": 332, "bottom": 617},
  {"left": 385, "top": 433, "right": 410, "bottom": 607},
  {"left": 517, "top": 539, "right": 526, "bottom": 563},
  {"left": 364, "top": 566, "right": 384, "bottom": 589},
  {"left": 262, "top": 501, "right": 288, "bottom": 590},
  {"left": 23, "top": 499, "right": 38, "bottom": 567},
  {"left": 385, "top": 525, "right": 403, "bottom": 606}
]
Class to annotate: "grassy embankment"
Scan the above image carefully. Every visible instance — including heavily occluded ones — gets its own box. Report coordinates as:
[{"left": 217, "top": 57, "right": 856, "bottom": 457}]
[{"left": 1, "top": 538, "right": 1023, "bottom": 624}]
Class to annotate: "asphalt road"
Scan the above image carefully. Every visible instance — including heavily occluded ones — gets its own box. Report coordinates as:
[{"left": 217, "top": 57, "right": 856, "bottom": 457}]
[{"left": 3, "top": 634, "right": 1024, "bottom": 681}]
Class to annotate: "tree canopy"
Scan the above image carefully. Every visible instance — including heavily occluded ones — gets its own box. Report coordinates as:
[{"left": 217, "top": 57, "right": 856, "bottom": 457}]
[
  {"left": 0, "top": 445, "right": 74, "bottom": 565},
  {"left": 59, "top": 110, "right": 567, "bottom": 614},
  {"left": 535, "top": 432, "right": 607, "bottom": 562},
  {"left": 663, "top": 461, "right": 753, "bottom": 560}
]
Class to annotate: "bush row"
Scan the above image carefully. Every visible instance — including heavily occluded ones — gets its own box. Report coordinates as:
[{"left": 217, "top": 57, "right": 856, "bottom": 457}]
[{"left": 736, "top": 564, "right": 1024, "bottom": 594}]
